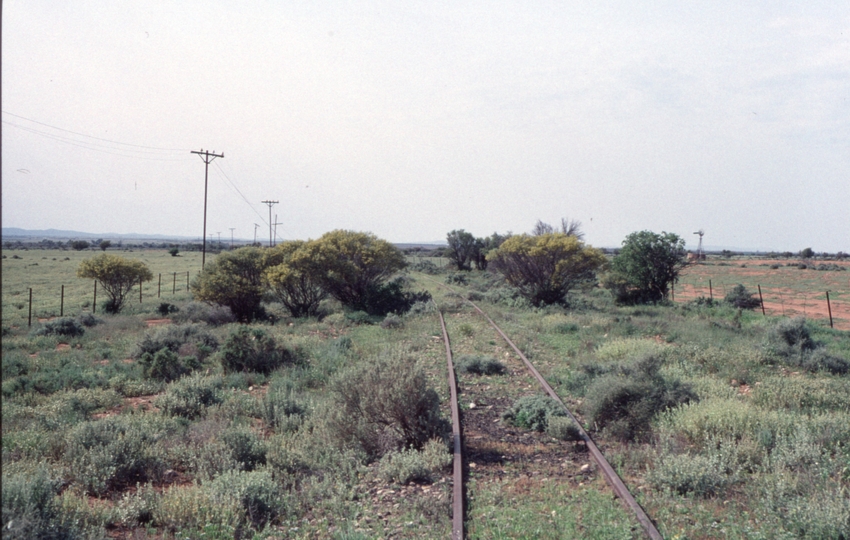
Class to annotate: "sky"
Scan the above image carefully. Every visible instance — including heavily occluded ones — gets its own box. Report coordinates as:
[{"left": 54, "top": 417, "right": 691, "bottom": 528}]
[{"left": 3, "top": 1, "right": 849, "bottom": 252}]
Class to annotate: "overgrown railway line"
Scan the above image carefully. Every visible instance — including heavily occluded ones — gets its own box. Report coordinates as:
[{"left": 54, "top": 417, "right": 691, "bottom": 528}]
[{"left": 433, "top": 284, "right": 662, "bottom": 539}]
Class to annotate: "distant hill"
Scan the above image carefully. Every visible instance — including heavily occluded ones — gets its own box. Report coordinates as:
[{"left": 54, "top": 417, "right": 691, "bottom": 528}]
[{"left": 2, "top": 228, "right": 200, "bottom": 242}]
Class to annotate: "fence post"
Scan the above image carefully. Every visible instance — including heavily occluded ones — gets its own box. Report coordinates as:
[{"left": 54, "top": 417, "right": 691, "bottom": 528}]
[
  {"left": 60, "top": 285, "right": 64, "bottom": 317},
  {"left": 826, "top": 291, "right": 834, "bottom": 328},
  {"left": 93, "top": 281, "right": 97, "bottom": 314},
  {"left": 173, "top": 272, "right": 176, "bottom": 294},
  {"left": 158, "top": 274, "right": 161, "bottom": 298},
  {"left": 28, "top": 288, "right": 33, "bottom": 327},
  {"left": 709, "top": 279, "right": 713, "bottom": 301},
  {"left": 757, "top": 284, "right": 765, "bottom": 316}
]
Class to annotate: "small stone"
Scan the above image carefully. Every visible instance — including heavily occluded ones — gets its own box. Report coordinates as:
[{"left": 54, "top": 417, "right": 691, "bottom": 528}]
[
  {"left": 580, "top": 464, "right": 591, "bottom": 472},
  {"left": 469, "top": 402, "right": 477, "bottom": 409}
]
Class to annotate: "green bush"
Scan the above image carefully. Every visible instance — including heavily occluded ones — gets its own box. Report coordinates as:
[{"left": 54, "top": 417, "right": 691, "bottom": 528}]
[
  {"left": 220, "top": 425, "right": 267, "bottom": 471},
  {"left": 455, "top": 355, "right": 506, "bottom": 376},
  {"left": 65, "top": 417, "right": 162, "bottom": 496},
  {"left": 156, "top": 302, "right": 179, "bottom": 316},
  {"left": 155, "top": 374, "right": 223, "bottom": 419},
  {"left": 378, "top": 439, "right": 451, "bottom": 484},
  {"left": 133, "top": 323, "right": 218, "bottom": 362},
  {"left": 172, "top": 302, "right": 236, "bottom": 326},
  {"left": 446, "top": 272, "right": 468, "bottom": 285},
  {"left": 380, "top": 313, "right": 403, "bottom": 329},
  {"left": 76, "top": 313, "right": 102, "bottom": 327},
  {"left": 502, "top": 395, "right": 566, "bottom": 432},
  {"left": 219, "top": 326, "right": 295, "bottom": 374},
  {"left": 139, "top": 347, "right": 199, "bottom": 382},
  {"left": 546, "top": 416, "right": 583, "bottom": 441},
  {"left": 724, "top": 284, "right": 762, "bottom": 309},
  {"left": 328, "top": 348, "right": 449, "bottom": 459},
  {"left": 209, "top": 469, "right": 284, "bottom": 528},
  {"left": 1, "top": 469, "right": 72, "bottom": 540},
  {"left": 649, "top": 452, "right": 735, "bottom": 497},
  {"left": 258, "top": 388, "right": 308, "bottom": 433},
  {"left": 582, "top": 353, "right": 696, "bottom": 442},
  {"left": 762, "top": 318, "right": 849, "bottom": 375},
  {"left": 191, "top": 247, "right": 268, "bottom": 323},
  {"left": 33, "top": 318, "right": 85, "bottom": 337},
  {"left": 410, "top": 260, "right": 440, "bottom": 274}
]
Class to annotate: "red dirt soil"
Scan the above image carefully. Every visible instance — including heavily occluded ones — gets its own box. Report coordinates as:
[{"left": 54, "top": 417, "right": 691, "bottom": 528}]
[{"left": 674, "top": 259, "right": 850, "bottom": 330}]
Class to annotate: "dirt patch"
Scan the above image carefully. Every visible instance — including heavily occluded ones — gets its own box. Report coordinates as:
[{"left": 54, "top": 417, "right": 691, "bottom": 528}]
[
  {"left": 145, "top": 318, "right": 172, "bottom": 327},
  {"left": 56, "top": 343, "right": 71, "bottom": 351},
  {"left": 92, "top": 395, "right": 161, "bottom": 419},
  {"left": 675, "top": 259, "right": 850, "bottom": 330}
]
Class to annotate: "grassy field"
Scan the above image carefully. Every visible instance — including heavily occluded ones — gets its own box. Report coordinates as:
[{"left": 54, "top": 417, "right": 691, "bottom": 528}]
[{"left": 2, "top": 248, "right": 849, "bottom": 539}]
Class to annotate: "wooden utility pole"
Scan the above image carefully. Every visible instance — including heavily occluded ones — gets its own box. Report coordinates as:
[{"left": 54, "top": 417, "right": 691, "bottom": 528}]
[
  {"left": 229, "top": 228, "right": 235, "bottom": 249},
  {"left": 191, "top": 149, "right": 224, "bottom": 269},
  {"left": 272, "top": 215, "right": 284, "bottom": 248},
  {"left": 261, "top": 200, "right": 278, "bottom": 247}
]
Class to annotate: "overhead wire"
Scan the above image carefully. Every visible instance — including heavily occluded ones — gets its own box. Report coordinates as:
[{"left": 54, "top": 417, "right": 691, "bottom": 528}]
[
  {"left": 2, "top": 110, "right": 191, "bottom": 152},
  {"left": 2, "top": 120, "right": 191, "bottom": 162},
  {"left": 212, "top": 160, "right": 273, "bottom": 233}
]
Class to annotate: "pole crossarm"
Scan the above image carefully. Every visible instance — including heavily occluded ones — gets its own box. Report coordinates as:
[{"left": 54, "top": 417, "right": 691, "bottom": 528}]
[{"left": 192, "top": 149, "right": 224, "bottom": 269}]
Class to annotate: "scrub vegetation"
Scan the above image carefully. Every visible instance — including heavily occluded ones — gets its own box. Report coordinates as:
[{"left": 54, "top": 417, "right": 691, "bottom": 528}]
[{"left": 2, "top": 231, "right": 848, "bottom": 539}]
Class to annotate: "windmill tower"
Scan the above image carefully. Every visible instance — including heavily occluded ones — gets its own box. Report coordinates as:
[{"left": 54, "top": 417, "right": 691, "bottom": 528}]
[{"left": 693, "top": 230, "right": 705, "bottom": 260}]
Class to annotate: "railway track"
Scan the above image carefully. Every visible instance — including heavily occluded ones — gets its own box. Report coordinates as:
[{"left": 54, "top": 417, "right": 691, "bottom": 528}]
[{"left": 434, "top": 286, "right": 662, "bottom": 539}]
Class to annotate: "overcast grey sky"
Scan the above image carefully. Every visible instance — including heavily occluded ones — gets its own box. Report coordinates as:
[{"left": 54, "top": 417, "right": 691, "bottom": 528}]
[{"left": 3, "top": 1, "right": 849, "bottom": 251}]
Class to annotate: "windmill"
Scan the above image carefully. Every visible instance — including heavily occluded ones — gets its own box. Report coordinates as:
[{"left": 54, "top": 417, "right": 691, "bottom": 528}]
[{"left": 693, "top": 230, "right": 705, "bottom": 260}]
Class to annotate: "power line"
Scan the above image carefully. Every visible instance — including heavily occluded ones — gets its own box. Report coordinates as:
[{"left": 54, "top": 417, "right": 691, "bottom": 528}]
[
  {"left": 2, "top": 120, "right": 191, "bottom": 161},
  {"left": 2, "top": 110, "right": 190, "bottom": 152},
  {"left": 211, "top": 161, "right": 271, "bottom": 227}
]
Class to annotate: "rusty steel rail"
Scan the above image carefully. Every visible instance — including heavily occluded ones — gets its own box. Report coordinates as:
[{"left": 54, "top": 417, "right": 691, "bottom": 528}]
[
  {"left": 438, "top": 310, "right": 465, "bottom": 540},
  {"left": 467, "top": 301, "right": 663, "bottom": 540}
]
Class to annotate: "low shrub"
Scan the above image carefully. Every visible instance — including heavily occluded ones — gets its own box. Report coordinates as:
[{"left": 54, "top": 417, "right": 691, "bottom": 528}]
[
  {"left": 133, "top": 323, "right": 219, "bottom": 362},
  {"left": 328, "top": 348, "right": 449, "bottom": 459},
  {"left": 380, "top": 313, "right": 403, "bottom": 329},
  {"left": 220, "top": 425, "right": 267, "bottom": 471},
  {"left": 65, "top": 417, "right": 162, "bottom": 496},
  {"left": 33, "top": 317, "right": 85, "bottom": 337},
  {"left": 724, "top": 284, "right": 762, "bottom": 309},
  {"left": 378, "top": 439, "right": 451, "bottom": 484},
  {"left": 410, "top": 260, "right": 440, "bottom": 274},
  {"left": 219, "top": 326, "right": 296, "bottom": 374},
  {"left": 546, "top": 416, "right": 583, "bottom": 441},
  {"left": 345, "top": 311, "right": 380, "bottom": 325},
  {"left": 406, "top": 300, "right": 436, "bottom": 317},
  {"left": 209, "top": 469, "right": 284, "bottom": 528},
  {"left": 156, "top": 302, "right": 179, "bottom": 316},
  {"left": 76, "top": 313, "right": 102, "bottom": 327},
  {"left": 1, "top": 469, "right": 72, "bottom": 540},
  {"left": 762, "top": 317, "right": 849, "bottom": 374},
  {"left": 139, "top": 348, "right": 199, "bottom": 382},
  {"left": 258, "top": 389, "right": 308, "bottom": 433},
  {"left": 445, "top": 272, "right": 468, "bottom": 285},
  {"left": 360, "top": 277, "right": 433, "bottom": 316},
  {"left": 649, "top": 452, "right": 735, "bottom": 497},
  {"left": 502, "top": 395, "right": 566, "bottom": 432},
  {"left": 455, "top": 355, "right": 506, "bottom": 376},
  {"left": 582, "top": 353, "right": 696, "bottom": 442},
  {"left": 155, "top": 374, "right": 223, "bottom": 419},
  {"left": 171, "top": 302, "right": 236, "bottom": 326}
]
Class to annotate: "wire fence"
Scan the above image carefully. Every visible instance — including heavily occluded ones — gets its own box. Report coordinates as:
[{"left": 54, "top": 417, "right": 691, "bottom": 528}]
[
  {"left": 12, "top": 271, "right": 193, "bottom": 327},
  {"left": 672, "top": 280, "right": 846, "bottom": 330}
]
